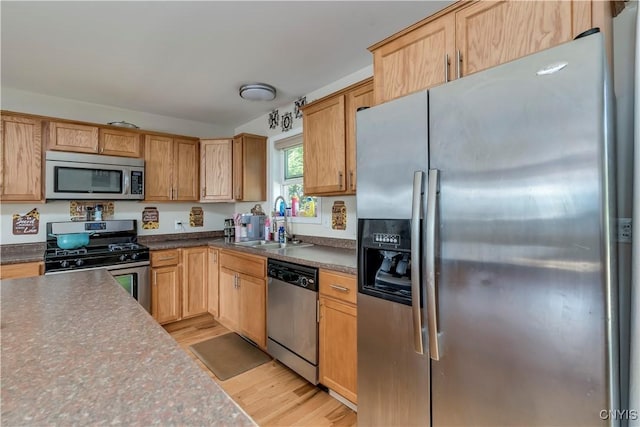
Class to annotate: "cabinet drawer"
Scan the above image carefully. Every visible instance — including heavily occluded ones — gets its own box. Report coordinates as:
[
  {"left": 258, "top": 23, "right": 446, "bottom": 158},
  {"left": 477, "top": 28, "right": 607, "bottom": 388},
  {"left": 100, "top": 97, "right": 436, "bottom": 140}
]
[
  {"left": 220, "top": 250, "right": 265, "bottom": 278},
  {"left": 150, "top": 249, "right": 181, "bottom": 267},
  {"left": 319, "top": 269, "right": 357, "bottom": 305},
  {"left": 0, "top": 261, "right": 43, "bottom": 280}
]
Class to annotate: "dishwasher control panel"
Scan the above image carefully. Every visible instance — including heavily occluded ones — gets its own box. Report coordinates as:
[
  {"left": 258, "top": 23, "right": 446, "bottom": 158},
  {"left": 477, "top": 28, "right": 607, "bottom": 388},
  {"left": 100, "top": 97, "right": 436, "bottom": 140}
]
[{"left": 267, "top": 259, "right": 318, "bottom": 291}]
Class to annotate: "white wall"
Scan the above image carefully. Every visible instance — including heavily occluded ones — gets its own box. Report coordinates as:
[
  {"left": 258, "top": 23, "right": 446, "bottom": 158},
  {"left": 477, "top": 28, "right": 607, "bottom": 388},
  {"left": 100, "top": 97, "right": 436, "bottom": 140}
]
[
  {"left": 1, "top": 87, "right": 233, "bottom": 137},
  {"left": 0, "top": 201, "right": 234, "bottom": 245},
  {"left": 234, "top": 65, "right": 373, "bottom": 241}
]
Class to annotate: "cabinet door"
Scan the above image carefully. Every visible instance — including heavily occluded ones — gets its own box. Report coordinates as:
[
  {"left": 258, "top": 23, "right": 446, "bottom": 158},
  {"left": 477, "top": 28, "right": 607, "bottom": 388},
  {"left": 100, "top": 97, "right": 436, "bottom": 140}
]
[
  {"left": 144, "top": 135, "right": 173, "bottom": 201},
  {"left": 239, "top": 273, "right": 266, "bottom": 349},
  {"left": 455, "top": 1, "right": 573, "bottom": 77},
  {"left": 319, "top": 296, "right": 357, "bottom": 404},
  {"left": 344, "top": 80, "right": 374, "bottom": 194},
  {"left": 99, "top": 128, "right": 141, "bottom": 157},
  {"left": 174, "top": 139, "right": 199, "bottom": 201},
  {"left": 208, "top": 248, "right": 219, "bottom": 317},
  {"left": 232, "top": 136, "right": 243, "bottom": 200},
  {"left": 0, "top": 115, "right": 42, "bottom": 201},
  {"left": 48, "top": 122, "right": 99, "bottom": 153},
  {"left": 372, "top": 13, "right": 455, "bottom": 104},
  {"left": 219, "top": 267, "right": 240, "bottom": 332},
  {"left": 238, "top": 134, "right": 267, "bottom": 202},
  {"left": 200, "top": 139, "right": 233, "bottom": 201},
  {"left": 303, "top": 95, "right": 347, "bottom": 195},
  {"left": 182, "top": 247, "right": 208, "bottom": 319},
  {"left": 152, "top": 265, "right": 181, "bottom": 324}
]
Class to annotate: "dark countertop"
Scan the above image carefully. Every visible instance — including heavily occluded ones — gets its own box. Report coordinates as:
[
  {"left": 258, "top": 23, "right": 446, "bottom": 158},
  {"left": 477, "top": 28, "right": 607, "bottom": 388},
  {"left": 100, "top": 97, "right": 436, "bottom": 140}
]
[
  {"left": 1, "top": 235, "right": 357, "bottom": 275},
  {"left": 0, "top": 269, "right": 255, "bottom": 426},
  {"left": 144, "top": 238, "right": 357, "bottom": 275}
]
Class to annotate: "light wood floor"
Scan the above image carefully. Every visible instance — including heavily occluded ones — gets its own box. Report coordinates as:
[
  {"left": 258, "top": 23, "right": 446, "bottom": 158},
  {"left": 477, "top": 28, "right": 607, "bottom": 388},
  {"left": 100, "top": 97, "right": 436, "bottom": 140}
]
[{"left": 164, "top": 314, "right": 357, "bottom": 427}]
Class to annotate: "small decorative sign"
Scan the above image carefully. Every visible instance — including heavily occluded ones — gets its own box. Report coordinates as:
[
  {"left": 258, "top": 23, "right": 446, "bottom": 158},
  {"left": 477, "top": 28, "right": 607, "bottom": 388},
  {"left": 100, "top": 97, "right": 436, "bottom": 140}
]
[
  {"left": 190, "top": 207, "right": 204, "bottom": 227},
  {"left": 142, "top": 207, "right": 159, "bottom": 230},
  {"left": 294, "top": 96, "right": 306, "bottom": 119},
  {"left": 70, "top": 201, "right": 115, "bottom": 221},
  {"left": 12, "top": 208, "right": 40, "bottom": 235},
  {"left": 268, "top": 109, "right": 279, "bottom": 129},
  {"left": 281, "top": 112, "right": 293, "bottom": 132},
  {"left": 331, "top": 201, "right": 347, "bottom": 230}
]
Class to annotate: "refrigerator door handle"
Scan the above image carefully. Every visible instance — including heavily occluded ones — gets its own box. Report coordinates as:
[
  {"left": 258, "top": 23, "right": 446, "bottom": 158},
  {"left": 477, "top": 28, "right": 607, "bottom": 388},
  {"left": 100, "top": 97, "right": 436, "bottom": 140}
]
[
  {"left": 426, "top": 168, "right": 442, "bottom": 360},
  {"left": 411, "top": 170, "right": 426, "bottom": 355}
]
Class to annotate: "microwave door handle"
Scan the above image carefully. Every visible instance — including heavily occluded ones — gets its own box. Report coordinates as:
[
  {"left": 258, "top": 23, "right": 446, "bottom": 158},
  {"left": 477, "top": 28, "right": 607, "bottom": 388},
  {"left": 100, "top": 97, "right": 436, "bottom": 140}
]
[{"left": 411, "top": 170, "right": 426, "bottom": 355}]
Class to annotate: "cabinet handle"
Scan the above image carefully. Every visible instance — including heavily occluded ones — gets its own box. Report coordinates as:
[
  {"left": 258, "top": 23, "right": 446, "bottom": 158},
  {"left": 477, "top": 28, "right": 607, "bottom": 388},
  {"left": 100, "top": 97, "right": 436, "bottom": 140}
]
[
  {"left": 444, "top": 53, "right": 450, "bottom": 83},
  {"left": 330, "top": 284, "right": 349, "bottom": 292},
  {"left": 349, "top": 171, "right": 355, "bottom": 191},
  {"left": 456, "top": 50, "right": 462, "bottom": 79},
  {"left": 100, "top": 146, "right": 104, "bottom": 154},
  {"left": 213, "top": 252, "right": 218, "bottom": 263},
  {"left": 201, "top": 188, "right": 205, "bottom": 198},
  {"left": 338, "top": 171, "right": 344, "bottom": 189}
]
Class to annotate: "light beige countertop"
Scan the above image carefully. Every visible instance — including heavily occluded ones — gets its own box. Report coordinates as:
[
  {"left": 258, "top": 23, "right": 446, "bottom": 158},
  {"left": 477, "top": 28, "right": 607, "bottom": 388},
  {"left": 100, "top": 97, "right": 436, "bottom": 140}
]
[{"left": 0, "top": 269, "right": 255, "bottom": 426}]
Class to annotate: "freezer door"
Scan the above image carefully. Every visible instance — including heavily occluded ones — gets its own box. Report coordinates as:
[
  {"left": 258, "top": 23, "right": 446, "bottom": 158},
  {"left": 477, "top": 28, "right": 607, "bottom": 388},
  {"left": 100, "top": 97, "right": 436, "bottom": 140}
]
[
  {"left": 428, "top": 34, "right": 617, "bottom": 425},
  {"left": 356, "top": 90, "right": 428, "bottom": 220},
  {"left": 357, "top": 293, "right": 430, "bottom": 426}
]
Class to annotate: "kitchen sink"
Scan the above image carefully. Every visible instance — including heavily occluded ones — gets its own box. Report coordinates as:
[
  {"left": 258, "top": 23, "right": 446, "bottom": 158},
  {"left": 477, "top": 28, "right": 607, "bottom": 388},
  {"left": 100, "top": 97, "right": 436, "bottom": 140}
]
[{"left": 233, "top": 240, "right": 313, "bottom": 250}]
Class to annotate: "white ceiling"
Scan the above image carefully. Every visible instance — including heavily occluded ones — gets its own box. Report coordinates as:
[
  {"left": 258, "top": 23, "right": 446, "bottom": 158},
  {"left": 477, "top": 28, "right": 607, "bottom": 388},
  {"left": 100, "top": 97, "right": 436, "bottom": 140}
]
[{"left": 1, "top": 1, "right": 452, "bottom": 129}]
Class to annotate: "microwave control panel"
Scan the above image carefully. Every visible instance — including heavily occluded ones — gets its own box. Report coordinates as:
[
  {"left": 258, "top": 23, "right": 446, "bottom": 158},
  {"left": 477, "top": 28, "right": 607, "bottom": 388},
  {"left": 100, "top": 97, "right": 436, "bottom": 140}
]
[{"left": 131, "top": 171, "right": 144, "bottom": 195}]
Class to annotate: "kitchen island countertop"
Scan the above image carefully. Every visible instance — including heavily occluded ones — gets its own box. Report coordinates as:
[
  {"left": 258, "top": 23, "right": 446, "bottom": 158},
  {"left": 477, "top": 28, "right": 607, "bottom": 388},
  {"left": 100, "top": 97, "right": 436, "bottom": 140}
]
[{"left": 0, "top": 269, "right": 255, "bottom": 426}]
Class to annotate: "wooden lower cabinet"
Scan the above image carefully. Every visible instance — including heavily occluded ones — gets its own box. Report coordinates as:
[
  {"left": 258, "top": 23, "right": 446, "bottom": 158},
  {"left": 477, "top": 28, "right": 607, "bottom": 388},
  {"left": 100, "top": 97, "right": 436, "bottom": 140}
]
[
  {"left": 181, "top": 247, "right": 208, "bottom": 319},
  {"left": 207, "top": 248, "right": 220, "bottom": 317},
  {"left": 318, "top": 269, "right": 358, "bottom": 404},
  {"left": 151, "top": 247, "right": 207, "bottom": 325},
  {"left": 218, "top": 250, "right": 267, "bottom": 349},
  {"left": 151, "top": 265, "right": 182, "bottom": 324},
  {"left": 0, "top": 261, "right": 44, "bottom": 280}
]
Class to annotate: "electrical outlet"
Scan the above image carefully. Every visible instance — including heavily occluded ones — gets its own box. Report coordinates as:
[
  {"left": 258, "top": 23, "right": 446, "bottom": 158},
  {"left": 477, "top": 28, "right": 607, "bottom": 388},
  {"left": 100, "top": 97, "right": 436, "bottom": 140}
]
[{"left": 174, "top": 220, "right": 183, "bottom": 231}]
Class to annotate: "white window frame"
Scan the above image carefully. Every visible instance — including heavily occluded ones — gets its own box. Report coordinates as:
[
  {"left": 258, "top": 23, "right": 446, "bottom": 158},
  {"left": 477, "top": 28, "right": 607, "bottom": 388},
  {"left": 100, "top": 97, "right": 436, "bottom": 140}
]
[{"left": 270, "top": 128, "right": 321, "bottom": 224}]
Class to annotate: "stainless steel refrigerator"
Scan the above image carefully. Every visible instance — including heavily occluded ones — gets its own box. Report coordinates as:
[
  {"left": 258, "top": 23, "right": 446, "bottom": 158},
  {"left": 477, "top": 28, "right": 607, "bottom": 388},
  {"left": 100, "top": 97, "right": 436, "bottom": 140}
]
[{"left": 356, "top": 32, "right": 619, "bottom": 426}]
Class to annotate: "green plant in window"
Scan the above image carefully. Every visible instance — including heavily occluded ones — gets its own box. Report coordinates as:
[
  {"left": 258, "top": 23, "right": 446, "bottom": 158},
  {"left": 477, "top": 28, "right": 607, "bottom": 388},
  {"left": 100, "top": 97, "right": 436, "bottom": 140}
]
[{"left": 285, "top": 146, "right": 304, "bottom": 179}]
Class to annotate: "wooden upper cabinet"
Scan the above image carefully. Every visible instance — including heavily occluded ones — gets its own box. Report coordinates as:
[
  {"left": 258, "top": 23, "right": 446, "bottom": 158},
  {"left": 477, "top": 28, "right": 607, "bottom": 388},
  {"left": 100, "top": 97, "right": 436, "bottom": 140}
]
[
  {"left": 144, "top": 135, "right": 199, "bottom": 202},
  {"left": 200, "top": 139, "right": 233, "bottom": 202},
  {"left": 344, "top": 80, "right": 374, "bottom": 194},
  {"left": 303, "top": 78, "right": 373, "bottom": 196},
  {"left": 99, "top": 128, "right": 142, "bottom": 157},
  {"left": 304, "top": 94, "right": 346, "bottom": 195},
  {"left": 232, "top": 133, "right": 267, "bottom": 202},
  {"left": 48, "top": 122, "right": 99, "bottom": 153},
  {"left": 0, "top": 114, "right": 43, "bottom": 201},
  {"left": 370, "top": 0, "right": 611, "bottom": 103},
  {"left": 372, "top": 13, "right": 454, "bottom": 104},
  {"left": 455, "top": 1, "right": 573, "bottom": 77},
  {"left": 144, "top": 135, "right": 173, "bottom": 201},
  {"left": 174, "top": 139, "right": 199, "bottom": 201}
]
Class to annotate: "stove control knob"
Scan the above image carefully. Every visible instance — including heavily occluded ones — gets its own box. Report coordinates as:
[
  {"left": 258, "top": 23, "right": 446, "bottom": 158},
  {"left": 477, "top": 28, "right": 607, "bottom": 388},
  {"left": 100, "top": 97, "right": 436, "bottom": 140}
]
[
  {"left": 60, "top": 260, "right": 70, "bottom": 268},
  {"left": 131, "top": 252, "right": 139, "bottom": 260},
  {"left": 119, "top": 254, "right": 128, "bottom": 262},
  {"left": 300, "top": 277, "right": 308, "bottom": 288},
  {"left": 75, "top": 259, "right": 84, "bottom": 267}
]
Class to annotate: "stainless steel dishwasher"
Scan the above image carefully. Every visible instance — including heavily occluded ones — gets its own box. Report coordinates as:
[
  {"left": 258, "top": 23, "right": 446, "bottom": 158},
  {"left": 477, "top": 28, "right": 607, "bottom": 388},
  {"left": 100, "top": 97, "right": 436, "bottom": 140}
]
[{"left": 267, "top": 259, "right": 319, "bottom": 384}]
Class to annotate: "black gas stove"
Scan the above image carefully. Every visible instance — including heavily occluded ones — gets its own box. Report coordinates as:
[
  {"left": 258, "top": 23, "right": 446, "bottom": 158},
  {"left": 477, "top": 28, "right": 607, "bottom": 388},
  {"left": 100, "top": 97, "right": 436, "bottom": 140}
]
[{"left": 45, "top": 220, "right": 149, "bottom": 273}]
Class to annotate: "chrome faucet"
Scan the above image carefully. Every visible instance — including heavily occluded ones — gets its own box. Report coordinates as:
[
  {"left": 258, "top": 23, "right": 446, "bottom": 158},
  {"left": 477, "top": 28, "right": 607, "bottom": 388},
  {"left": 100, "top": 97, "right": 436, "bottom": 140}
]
[{"left": 273, "top": 196, "right": 290, "bottom": 240}]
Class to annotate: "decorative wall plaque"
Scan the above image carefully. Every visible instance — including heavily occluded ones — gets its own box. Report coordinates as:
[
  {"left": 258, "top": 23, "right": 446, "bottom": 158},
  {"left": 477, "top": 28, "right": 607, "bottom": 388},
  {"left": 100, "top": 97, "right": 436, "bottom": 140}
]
[
  {"left": 142, "top": 207, "right": 159, "bottom": 230},
  {"left": 281, "top": 112, "right": 293, "bottom": 132},
  {"left": 331, "top": 201, "right": 347, "bottom": 230},
  {"left": 268, "top": 109, "right": 279, "bottom": 129},
  {"left": 70, "top": 201, "right": 115, "bottom": 221},
  {"left": 12, "top": 208, "right": 40, "bottom": 235},
  {"left": 294, "top": 96, "right": 306, "bottom": 118},
  {"left": 190, "top": 207, "right": 203, "bottom": 227}
]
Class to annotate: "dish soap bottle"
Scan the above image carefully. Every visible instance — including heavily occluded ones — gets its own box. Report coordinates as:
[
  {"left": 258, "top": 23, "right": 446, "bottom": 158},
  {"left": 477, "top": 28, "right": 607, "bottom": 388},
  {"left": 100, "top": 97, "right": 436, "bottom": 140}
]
[{"left": 278, "top": 226, "right": 286, "bottom": 248}]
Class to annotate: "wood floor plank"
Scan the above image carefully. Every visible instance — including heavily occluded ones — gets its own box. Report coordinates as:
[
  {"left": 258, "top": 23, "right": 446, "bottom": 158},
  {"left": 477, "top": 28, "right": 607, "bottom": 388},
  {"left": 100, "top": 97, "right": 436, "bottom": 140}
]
[{"left": 164, "top": 314, "right": 357, "bottom": 426}]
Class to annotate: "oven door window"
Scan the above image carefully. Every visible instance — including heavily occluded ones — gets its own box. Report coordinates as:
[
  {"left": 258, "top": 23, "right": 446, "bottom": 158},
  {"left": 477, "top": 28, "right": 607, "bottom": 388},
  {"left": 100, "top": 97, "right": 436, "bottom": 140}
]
[
  {"left": 54, "top": 166, "right": 122, "bottom": 194},
  {"left": 113, "top": 273, "right": 138, "bottom": 299}
]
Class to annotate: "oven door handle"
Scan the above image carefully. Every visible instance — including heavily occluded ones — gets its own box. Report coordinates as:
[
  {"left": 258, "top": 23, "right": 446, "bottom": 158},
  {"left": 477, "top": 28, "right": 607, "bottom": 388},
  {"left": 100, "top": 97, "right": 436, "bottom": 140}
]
[{"left": 45, "top": 261, "right": 150, "bottom": 275}]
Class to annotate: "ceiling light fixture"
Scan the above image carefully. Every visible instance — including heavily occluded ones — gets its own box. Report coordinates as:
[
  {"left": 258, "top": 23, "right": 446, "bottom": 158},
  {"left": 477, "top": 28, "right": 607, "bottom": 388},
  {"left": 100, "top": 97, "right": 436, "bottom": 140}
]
[{"left": 239, "top": 83, "right": 276, "bottom": 101}]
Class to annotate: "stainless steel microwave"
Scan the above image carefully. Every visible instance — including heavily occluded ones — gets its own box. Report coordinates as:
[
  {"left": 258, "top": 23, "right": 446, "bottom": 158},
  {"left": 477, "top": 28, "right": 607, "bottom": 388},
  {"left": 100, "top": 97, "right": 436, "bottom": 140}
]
[{"left": 45, "top": 151, "right": 144, "bottom": 200}]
